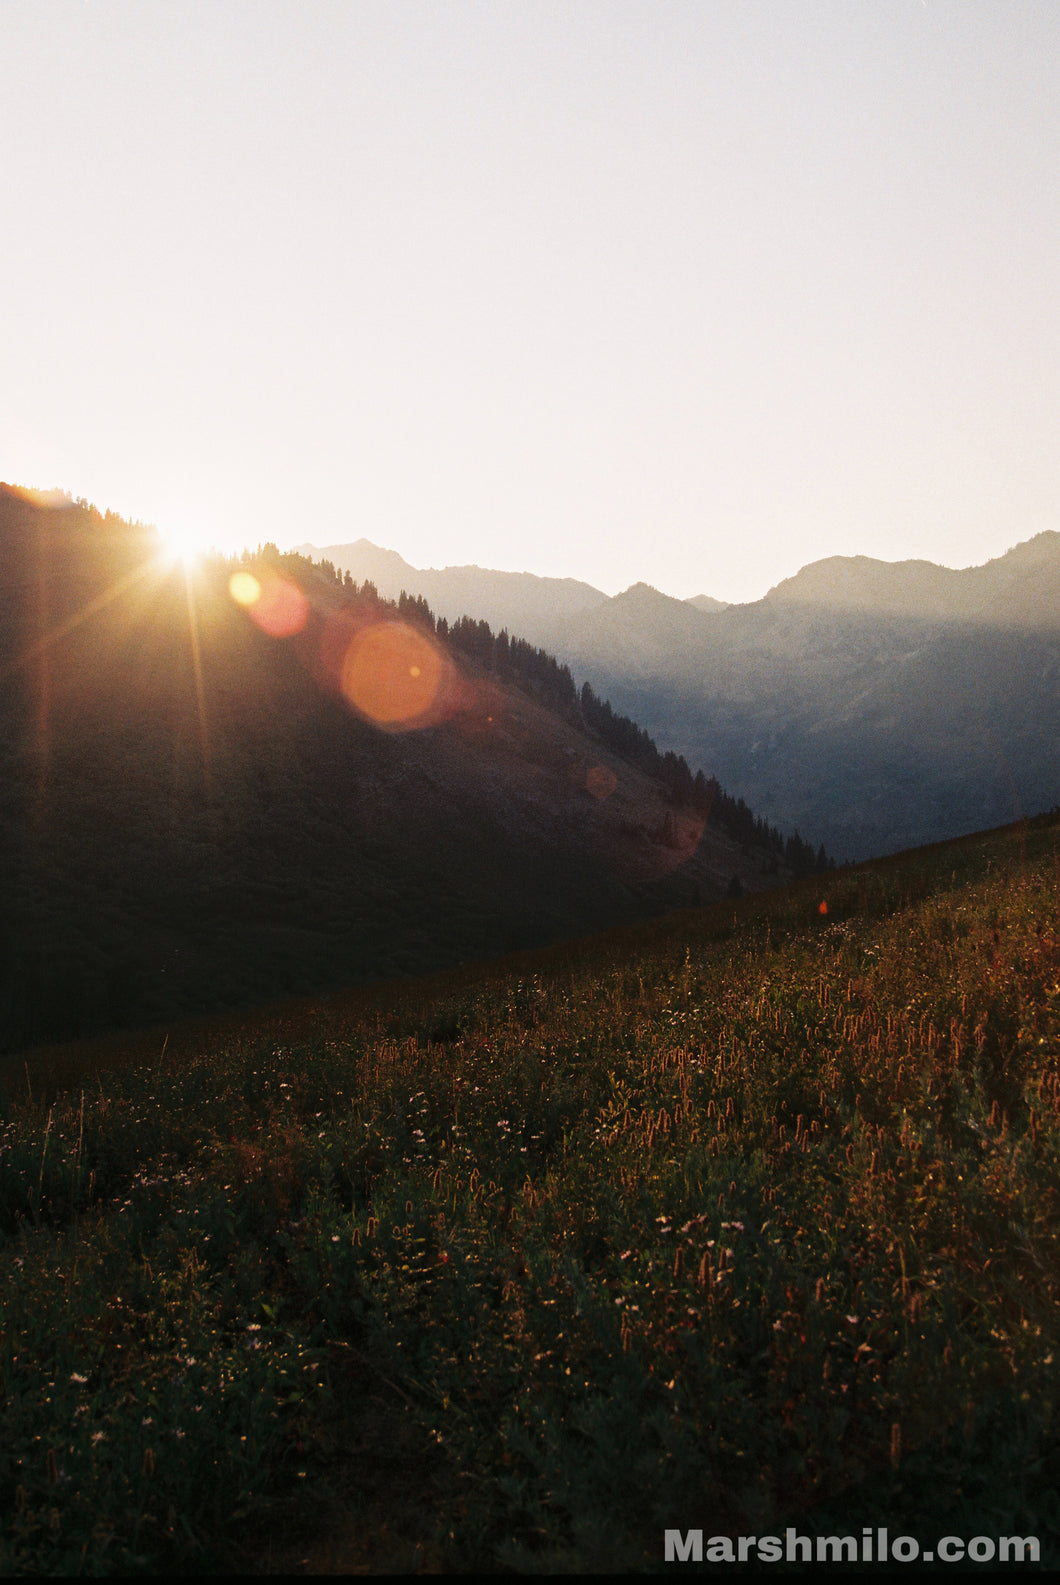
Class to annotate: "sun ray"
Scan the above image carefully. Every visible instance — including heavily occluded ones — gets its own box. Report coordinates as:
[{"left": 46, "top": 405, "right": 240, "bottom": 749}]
[
  {"left": 4, "top": 554, "right": 165, "bottom": 684},
  {"left": 9, "top": 518, "right": 220, "bottom": 819},
  {"left": 181, "top": 560, "right": 212, "bottom": 792}
]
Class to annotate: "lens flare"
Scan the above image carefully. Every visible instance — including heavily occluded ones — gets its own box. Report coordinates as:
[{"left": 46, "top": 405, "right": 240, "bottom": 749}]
[
  {"left": 340, "top": 620, "right": 449, "bottom": 729},
  {"left": 228, "top": 565, "right": 453, "bottom": 731},
  {"left": 586, "top": 764, "right": 618, "bottom": 800},
  {"left": 229, "top": 571, "right": 261, "bottom": 606},
  {"left": 229, "top": 568, "right": 309, "bottom": 638}
]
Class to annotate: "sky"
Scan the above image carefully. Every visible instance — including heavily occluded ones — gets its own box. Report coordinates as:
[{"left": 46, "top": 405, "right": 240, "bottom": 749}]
[{"left": 3, "top": 1, "right": 1059, "bottom": 604}]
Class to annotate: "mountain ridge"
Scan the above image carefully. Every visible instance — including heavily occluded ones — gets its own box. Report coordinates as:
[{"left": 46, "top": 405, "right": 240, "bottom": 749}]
[
  {"left": 294, "top": 537, "right": 609, "bottom": 652},
  {"left": 297, "top": 529, "right": 1060, "bottom": 861},
  {"left": 764, "top": 531, "right": 1060, "bottom": 624}
]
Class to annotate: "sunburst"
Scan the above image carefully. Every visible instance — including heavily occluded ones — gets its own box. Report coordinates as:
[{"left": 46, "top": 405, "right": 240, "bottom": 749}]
[{"left": 155, "top": 515, "right": 215, "bottom": 570}]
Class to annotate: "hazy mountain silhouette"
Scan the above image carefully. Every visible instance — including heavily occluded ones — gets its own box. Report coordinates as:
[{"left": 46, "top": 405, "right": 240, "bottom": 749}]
[
  {"left": 764, "top": 534, "right": 1060, "bottom": 626},
  {"left": 293, "top": 537, "right": 610, "bottom": 653},
  {"left": 0, "top": 486, "right": 796, "bottom": 1055},
  {"left": 558, "top": 537, "right": 1060, "bottom": 859},
  {"left": 301, "top": 532, "right": 1060, "bottom": 862}
]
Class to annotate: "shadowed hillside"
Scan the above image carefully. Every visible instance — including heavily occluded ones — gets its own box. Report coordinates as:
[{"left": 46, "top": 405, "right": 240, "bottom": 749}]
[{"left": 0, "top": 485, "right": 809, "bottom": 1054}]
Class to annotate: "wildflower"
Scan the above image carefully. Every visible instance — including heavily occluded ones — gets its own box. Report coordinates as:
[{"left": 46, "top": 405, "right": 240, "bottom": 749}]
[
  {"left": 91, "top": 1431, "right": 106, "bottom": 1445},
  {"left": 70, "top": 1372, "right": 88, "bottom": 1384}
]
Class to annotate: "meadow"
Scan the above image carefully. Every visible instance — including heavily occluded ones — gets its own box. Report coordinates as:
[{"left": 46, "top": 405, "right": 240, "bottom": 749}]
[{"left": 1, "top": 812, "right": 1058, "bottom": 1572}]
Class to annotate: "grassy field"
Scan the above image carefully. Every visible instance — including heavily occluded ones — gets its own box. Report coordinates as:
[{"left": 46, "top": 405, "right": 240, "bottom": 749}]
[{"left": 1, "top": 813, "right": 1058, "bottom": 1572}]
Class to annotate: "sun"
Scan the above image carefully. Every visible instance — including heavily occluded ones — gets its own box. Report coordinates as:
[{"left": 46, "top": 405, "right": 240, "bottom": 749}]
[{"left": 156, "top": 515, "right": 215, "bottom": 570}]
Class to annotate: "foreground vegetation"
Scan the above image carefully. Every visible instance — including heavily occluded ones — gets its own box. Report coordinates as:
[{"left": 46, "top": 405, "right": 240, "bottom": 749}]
[{"left": 1, "top": 814, "right": 1059, "bottom": 1572}]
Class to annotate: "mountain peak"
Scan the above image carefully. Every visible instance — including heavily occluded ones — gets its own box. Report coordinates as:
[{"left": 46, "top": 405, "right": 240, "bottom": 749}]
[
  {"left": 764, "top": 534, "right": 1060, "bottom": 624},
  {"left": 614, "top": 581, "right": 695, "bottom": 609},
  {"left": 764, "top": 554, "right": 957, "bottom": 611}
]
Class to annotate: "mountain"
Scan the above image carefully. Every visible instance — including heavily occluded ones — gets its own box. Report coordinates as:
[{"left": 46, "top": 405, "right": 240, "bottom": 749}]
[
  {"left": 765, "top": 534, "right": 1060, "bottom": 627},
  {"left": 293, "top": 537, "right": 608, "bottom": 653},
  {"left": 557, "top": 536, "right": 1060, "bottom": 860},
  {"left": 0, "top": 486, "right": 793, "bottom": 1055},
  {"left": 299, "top": 531, "right": 1060, "bottom": 862},
  {"left": 546, "top": 582, "right": 712, "bottom": 684}
]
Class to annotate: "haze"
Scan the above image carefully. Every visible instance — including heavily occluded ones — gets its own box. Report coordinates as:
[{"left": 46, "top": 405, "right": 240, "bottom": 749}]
[{"left": 3, "top": 0, "right": 1058, "bottom": 603}]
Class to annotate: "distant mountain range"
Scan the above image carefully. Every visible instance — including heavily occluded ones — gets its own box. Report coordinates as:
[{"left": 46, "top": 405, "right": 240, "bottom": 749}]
[
  {"left": 292, "top": 538, "right": 614, "bottom": 653},
  {"left": 299, "top": 533, "right": 1060, "bottom": 859},
  {"left": 0, "top": 486, "right": 794, "bottom": 1054}
]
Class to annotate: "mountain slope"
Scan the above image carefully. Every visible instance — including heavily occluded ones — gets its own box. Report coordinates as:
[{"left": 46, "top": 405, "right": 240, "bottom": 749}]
[
  {"left": 0, "top": 487, "right": 785, "bottom": 1054},
  {"left": 2, "top": 808, "right": 1058, "bottom": 1571},
  {"left": 550, "top": 534, "right": 1060, "bottom": 859}
]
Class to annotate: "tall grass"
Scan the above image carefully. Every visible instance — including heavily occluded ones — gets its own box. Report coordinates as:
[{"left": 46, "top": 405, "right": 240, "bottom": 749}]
[{"left": 1, "top": 815, "right": 1058, "bottom": 1572}]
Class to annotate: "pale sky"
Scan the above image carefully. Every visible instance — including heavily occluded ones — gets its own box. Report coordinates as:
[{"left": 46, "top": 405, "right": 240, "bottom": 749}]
[{"left": 3, "top": 0, "right": 1058, "bottom": 603}]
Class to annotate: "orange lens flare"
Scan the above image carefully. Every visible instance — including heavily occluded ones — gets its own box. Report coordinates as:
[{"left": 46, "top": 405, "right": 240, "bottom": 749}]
[
  {"left": 340, "top": 620, "right": 449, "bottom": 729},
  {"left": 586, "top": 764, "right": 618, "bottom": 800},
  {"left": 228, "top": 569, "right": 309, "bottom": 638}
]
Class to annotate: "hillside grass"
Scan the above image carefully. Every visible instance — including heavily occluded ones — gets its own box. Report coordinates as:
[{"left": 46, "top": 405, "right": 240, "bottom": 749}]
[{"left": 1, "top": 814, "right": 1059, "bottom": 1572}]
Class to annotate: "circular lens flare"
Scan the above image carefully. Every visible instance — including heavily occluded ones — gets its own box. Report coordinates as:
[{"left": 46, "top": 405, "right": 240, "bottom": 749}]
[
  {"left": 341, "top": 620, "right": 448, "bottom": 728},
  {"left": 229, "top": 571, "right": 261, "bottom": 606},
  {"left": 586, "top": 764, "right": 618, "bottom": 800},
  {"left": 228, "top": 567, "right": 309, "bottom": 637}
]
